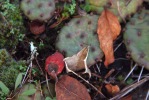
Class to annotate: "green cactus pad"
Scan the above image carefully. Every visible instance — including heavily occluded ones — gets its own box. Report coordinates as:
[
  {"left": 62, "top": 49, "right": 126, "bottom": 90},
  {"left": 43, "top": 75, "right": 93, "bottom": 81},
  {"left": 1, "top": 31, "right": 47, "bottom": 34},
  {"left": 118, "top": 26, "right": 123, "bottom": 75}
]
[
  {"left": 83, "top": 0, "right": 143, "bottom": 22},
  {"left": 88, "top": 0, "right": 109, "bottom": 7},
  {"left": 56, "top": 15, "right": 103, "bottom": 67},
  {"left": 21, "top": 0, "right": 55, "bottom": 22},
  {"left": 124, "top": 10, "right": 149, "bottom": 70}
]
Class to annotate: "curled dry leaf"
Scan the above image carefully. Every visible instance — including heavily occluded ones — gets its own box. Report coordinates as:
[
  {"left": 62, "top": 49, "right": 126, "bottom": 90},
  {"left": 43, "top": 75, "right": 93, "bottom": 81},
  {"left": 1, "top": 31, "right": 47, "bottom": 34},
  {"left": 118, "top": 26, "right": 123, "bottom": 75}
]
[
  {"left": 55, "top": 75, "right": 91, "bottom": 100},
  {"left": 64, "top": 46, "right": 91, "bottom": 77},
  {"left": 97, "top": 9, "right": 121, "bottom": 67}
]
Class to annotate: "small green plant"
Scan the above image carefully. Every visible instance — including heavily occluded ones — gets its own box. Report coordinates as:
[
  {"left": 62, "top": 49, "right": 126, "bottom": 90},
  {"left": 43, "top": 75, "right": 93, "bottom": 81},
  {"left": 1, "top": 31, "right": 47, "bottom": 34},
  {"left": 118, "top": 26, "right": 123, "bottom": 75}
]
[
  {"left": 63, "top": 0, "right": 76, "bottom": 15},
  {"left": 0, "top": 81, "right": 10, "bottom": 100},
  {"left": 0, "top": 49, "right": 27, "bottom": 89}
]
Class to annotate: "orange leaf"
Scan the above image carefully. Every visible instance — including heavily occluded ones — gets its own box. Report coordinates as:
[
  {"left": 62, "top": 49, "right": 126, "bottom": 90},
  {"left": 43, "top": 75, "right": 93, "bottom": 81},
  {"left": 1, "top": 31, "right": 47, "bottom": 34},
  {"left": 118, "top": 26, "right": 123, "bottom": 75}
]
[
  {"left": 105, "top": 84, "right": 120, "bottom": 96},
  {"left": 55, "top": 75, "right": 91, "bottom": 100},
  {"left": 97, "top": 9, "right": 121, "bottom": 67}
]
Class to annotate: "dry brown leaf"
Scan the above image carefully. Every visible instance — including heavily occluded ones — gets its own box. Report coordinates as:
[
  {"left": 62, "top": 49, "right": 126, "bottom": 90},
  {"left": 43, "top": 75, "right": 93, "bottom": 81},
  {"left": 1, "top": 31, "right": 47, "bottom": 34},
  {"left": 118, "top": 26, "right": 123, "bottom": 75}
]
[
  {"left": 105, "top": 84, "right": 120, "bottom": 96},
  {"left": 121, "top": 95, "right": 132, "bottom": 100},
  {"left": 64, "top": 46, "right": 91, "bottom": 77},
  {"left": 97, "top": 9, "right": 121, "bottom": 67},
  {"left": 55, "top": 75, "right": 91, "bottom": 100}
]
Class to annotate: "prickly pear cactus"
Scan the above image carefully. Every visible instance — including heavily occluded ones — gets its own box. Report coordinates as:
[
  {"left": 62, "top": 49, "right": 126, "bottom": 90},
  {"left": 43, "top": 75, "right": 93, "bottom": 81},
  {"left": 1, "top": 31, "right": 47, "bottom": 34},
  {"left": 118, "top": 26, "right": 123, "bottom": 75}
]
[
  {"left": 83, "top": 0, "right": 143, "bottom": 22},
  {"left": 124, "top": 10, "right": 149, "bottom": 70},
  {"left": 21, "top": 0, "right": 55, "bottom": 22},
  {"left": 56, "top": 15, "right": 103, "bottom": 67},
  {"left": 88, "top": 0, "right": 108, "bottom": 7}
]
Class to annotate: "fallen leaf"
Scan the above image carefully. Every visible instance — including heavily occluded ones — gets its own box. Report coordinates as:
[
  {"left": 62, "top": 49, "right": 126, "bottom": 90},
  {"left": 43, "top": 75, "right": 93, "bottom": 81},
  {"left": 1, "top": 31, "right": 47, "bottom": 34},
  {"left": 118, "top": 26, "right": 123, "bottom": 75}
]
[
  {"left": 105, "top": 84, "right": 120, "bottom": 96},
  {"left": 121, "top": 95, "right": 132, "bottom": 100},
  {"left": 28, "top": 20, "right": 45, "bottom": 35},
  {"left": 55, "top": 75, "right": 91, "bottom": 100},
  {"left": 97, "top": 9, "right": 121, "bottom": 67},
  {"left": 64, "top": 46, "right": 91, "bottom": 77}
]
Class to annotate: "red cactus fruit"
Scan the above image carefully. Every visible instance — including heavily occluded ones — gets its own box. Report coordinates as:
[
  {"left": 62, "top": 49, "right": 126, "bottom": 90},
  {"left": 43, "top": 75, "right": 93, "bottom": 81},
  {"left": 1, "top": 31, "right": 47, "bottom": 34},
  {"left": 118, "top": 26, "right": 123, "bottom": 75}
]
[
  {"left": 45, "top": 52, "right": 64, "bottom": 77},
  {"left": 29, "top": 20, "right": 45, "bottom": 35}
]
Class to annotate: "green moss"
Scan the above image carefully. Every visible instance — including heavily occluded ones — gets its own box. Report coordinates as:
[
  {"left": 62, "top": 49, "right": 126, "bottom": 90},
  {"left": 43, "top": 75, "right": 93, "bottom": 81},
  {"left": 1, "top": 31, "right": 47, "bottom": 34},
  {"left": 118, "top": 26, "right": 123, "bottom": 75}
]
[
  {"left": 0, "top": 0, "right": 25, "bottom": 50},
  {"left": 0, "top": 49, "right": 26, "bottom": 89}
]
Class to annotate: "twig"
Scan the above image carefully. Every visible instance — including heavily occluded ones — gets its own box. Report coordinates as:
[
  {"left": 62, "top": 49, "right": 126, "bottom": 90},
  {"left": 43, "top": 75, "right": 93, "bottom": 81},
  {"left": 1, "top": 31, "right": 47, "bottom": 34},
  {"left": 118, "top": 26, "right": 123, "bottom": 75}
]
[
  {"left": 124, "top": 64, "right": 137, "bottom": 81},
  {"left": 114, "top": 42, "right": 123, "bottom": 52},
  {"left": 45, "top": 73, "right": 54, "bottom": 99},
  {"left": 96, "top": 63, "right": 101, "bottom": 74},
  {"left": 104, "top": 69, "right": 115, "bottom": 79},
  {"left": 145, "top": 89, "right": 149, "bottom": 100},
  {"left": 125, "top": 0, "right": 132, "bottom": 6},
  {"left": 21, "top": 42, "right": 38, "bottom": 85},
  {"left": 65, "top": 61, "right": 107, "bottom": 98},
  {"left": 35, "top": 57, "right": 44, "bottom": 75},
  {"left": 137, "top": 66, "right": 144, "bottom": 82},
  {"left": 110, "top": 76, "right": 149, "bottom": 100},
  {"left": 91, "top": 73, "right": 101, "bottom": 79},
  {"left": 117, "top": 1, "right": 126, "bottom": 23},
  {"left": 21, "top": 63, "right": 32, "bottom": 85}
]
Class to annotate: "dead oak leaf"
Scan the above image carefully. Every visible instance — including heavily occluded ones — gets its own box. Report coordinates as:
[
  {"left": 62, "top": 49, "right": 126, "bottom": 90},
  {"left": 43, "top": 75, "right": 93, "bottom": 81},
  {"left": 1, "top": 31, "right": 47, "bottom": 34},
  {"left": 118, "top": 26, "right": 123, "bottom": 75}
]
[
  {"left": 64, "top": 46, "right": 91, "bottom": 77},
  {"left": 97, "top": 9, "right": 121, "bottom": 67},
  {"left": 55, "top": 75, "right": 91, "bottom": 100}
]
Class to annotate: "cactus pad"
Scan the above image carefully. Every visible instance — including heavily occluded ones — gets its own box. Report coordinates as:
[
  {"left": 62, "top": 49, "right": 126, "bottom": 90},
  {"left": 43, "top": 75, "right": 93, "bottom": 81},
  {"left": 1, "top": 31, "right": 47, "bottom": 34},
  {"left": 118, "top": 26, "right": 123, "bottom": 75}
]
[
  {"left": 124, "top": 10, "right": 149, "bottom": 70},
  {"left": 21, "top": 0, "right": 55, "bottom": 22},
  {"left": 56, "top": 15, "right": 103, "bottom": 67},
  {"left": 83, "top": 0, "right": 143, "bottom": 22}
]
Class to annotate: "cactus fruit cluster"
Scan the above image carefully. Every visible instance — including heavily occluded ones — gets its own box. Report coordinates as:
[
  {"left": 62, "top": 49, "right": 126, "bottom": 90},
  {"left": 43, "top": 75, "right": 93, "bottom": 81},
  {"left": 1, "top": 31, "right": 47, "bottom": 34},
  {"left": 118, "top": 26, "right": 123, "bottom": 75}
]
[
  {"left": 56, "top": 15, "right": 103, "bottom": 67},
  {"left": 21, "top": 0, "right": 55, "bottom": 22},
  {"left": 0, "top": 49, "right": 26, "bottom": 89},
  {"left": 82, "top": 0, "right": 143, "bottom": 22},
  {"left": 124, "top": 10, "right": 149, "bottom": 70},
  {"left": 0, "top": 0, "right": 25, "bottom": 50}
]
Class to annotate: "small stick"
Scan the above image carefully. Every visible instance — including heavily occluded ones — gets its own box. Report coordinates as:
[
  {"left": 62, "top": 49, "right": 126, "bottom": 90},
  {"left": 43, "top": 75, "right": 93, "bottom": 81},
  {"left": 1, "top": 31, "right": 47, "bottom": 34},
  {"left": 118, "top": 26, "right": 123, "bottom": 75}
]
[
  {"left": 124, "top": 64, "right": 137, "bottom": 81},
  {"left": 145, "top": 89, "right": 149, "bottom": 100},
  {"left": 21, "top": 63, "right": 32, "bottom": 85},
  {"left": 114, "top": 42, "right": 123, "bottom": 52},
  {"left": 137, "top": 66, "right": 144, "bottom": 82},
  {"left": 110, "top": 76, "right": 149, "bottom": 100},
  {"left": 65, "top": 62, "right": 107, "bottom": 98},
  {"left": 35, "top": 57, "right": 44, "bottom": 75},
  {"left": 117, "top": 1, "right": 126, "bottom": 23},
  {"left": 46, "top": 73, "right": 54, "bottom": 99},
  {"left": 104, "top": 69, "right": 115, "bottom": 79},
  {"left": 96, "top": 63, "right": 101, "bottom": 74}
]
